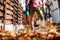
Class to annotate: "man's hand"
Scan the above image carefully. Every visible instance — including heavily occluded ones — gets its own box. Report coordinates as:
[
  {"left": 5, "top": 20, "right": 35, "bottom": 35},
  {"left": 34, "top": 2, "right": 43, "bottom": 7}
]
[{"left": 50, "top": 10, "right": 53, "bottom": 15}]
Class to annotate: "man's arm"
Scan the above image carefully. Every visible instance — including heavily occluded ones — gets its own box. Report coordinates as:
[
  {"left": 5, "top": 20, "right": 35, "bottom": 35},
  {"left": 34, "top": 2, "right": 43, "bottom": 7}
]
[
  {"left": 41, "top": 0, "right": 45, "bottom": 10},
  {"left": 26, "top": 0, "right": 30, "bottom": 6},
  {"left": 52, "top": 7, "right": 59, "bottom": 12}
]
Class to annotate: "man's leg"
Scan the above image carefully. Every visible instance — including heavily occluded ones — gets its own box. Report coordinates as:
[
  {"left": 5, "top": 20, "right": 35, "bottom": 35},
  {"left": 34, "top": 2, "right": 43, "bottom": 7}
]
[
  {"left": 36, "top": 7, "right": 45, "bottom": 27},
  {"left": 28, "top": 8, "right": 34, "bottom": 26}
]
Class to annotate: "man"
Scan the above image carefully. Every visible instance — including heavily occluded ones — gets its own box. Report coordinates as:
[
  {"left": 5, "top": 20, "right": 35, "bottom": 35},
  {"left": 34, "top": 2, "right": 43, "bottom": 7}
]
[
  {"left": 26, "top": 0, "right": 45, "bottom": 28},
  {"left": 51, "top": 0, "right": 60, "bottom": 24}
]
